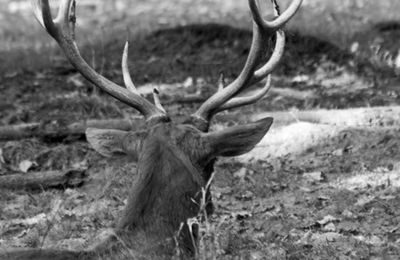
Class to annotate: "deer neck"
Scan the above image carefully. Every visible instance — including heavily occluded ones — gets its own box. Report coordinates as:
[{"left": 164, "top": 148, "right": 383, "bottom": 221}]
[{"left": 116, "top": 136, "right": 204, "bottom": 244}]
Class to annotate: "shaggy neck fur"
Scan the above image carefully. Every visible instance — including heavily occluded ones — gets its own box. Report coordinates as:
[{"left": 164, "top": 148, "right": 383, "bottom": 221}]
[{"left": 116, "top": 135, "right": 205, "bottom": 255}]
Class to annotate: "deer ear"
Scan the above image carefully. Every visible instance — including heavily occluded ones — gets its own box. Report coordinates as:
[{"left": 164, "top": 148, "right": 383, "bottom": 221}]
[
  {"left": 86, "top": 128, "right": 129, "bottom": 158},
  {"left": 203, "top": 117, "right": 273, "bottom": 157}
]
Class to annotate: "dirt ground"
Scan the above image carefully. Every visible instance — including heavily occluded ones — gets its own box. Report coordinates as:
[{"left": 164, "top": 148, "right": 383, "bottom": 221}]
[{"left": 1, "top": 0, "right": 400, "bottom": 259}]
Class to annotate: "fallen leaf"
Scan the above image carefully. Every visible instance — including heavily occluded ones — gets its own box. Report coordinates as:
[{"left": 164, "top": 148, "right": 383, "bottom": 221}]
[
  {"left": 355, "top": 195, "right": 375, "bottom": 207},
  {"left": 350, "top": 42, "right": 359, "bottom": 53},
  {"left": 299, "top": 186, "right": 312, "bottom": 192},
  {"left": 0, "top": 148, "right": 5, "bottom": 164},
  {"left": 355, "top": 235, "right": 385, "bottom": 246},
  {"left": 182, "top": 77, "right": 193, "bottom": 88},
  {"left": 341, "top": 209, "right": 354, "bottom": 218},
  {"left": 292, "top": 74, "right": 309, "bottom": 83},
  {"left": 337, "top": 221, "right": 359, "bottom": 233},
  {"left": 303, "top": 171, "right": 326, "bottom": 183},
  {"left": 233, "top": 168, "right": 247, "bottom": 179},
  {"left": 311, "top": 232, "right": 343, "bottom": 245},
  {"left": 317, "top": 195, "right": 330, "bottom": 201},
  {"left": 236, "top": 190, "right": 254, "bottom": 201},
  {"left": 67, "top": 74, "right": 85, "bottom": 88},
  {"left": 323, "top": 222, "right": 336, "bottom": 232},
  {"left": 332, "top": 148, "right": 343, "bottom": 156},
  {"left": 250, "top": 251, "right": 265, "bottom": 260},
  {"left": 19, "top": 160, "right": 36, "bottom": 173},
  {"left": 254, "top": 203, "right": 275, "bottom": 214},
  {"left": 294, "top": 230, "right": 313, "bottom": 245},
  {"left": 232, "top": 210, "right": 252, "bottom": 220},
  {"left": 379, "top": 195, "right": 396, "bottom": 200},
  {"left": 72, "top": 159, "right": 88, "bottom": 169},
  {"left": 317, "top": 215, "right": 340, "bottom": 225}
]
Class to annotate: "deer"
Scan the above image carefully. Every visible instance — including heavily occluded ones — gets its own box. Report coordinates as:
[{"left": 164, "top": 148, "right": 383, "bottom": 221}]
[{"left": 1, "top": 0, "right": 302, "bottom": 259}]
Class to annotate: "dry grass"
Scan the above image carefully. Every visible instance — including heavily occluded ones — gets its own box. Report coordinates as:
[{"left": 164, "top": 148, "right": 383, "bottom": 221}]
[{"left": 1, "top": 0, "right": 399, "bottom": 75}]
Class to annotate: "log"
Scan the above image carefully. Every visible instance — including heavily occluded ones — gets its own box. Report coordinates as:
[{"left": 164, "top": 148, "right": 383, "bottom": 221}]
[
  {"left": 0, "top": 169, "right": 87, "bottom": 190},
  {"left": 252, "top": 106, "right": 400, "bottom": 127},
  {"left": 2, "top": 106, "right": 400, "bottom": 142},
  {"left": 0, "top": 118, "right": 142, "bottom": 142}
]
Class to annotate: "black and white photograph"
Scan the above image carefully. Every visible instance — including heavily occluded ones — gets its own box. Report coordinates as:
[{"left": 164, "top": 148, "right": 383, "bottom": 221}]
[{"left": 0, "top": 0, "right": 399, "bottom": 259}]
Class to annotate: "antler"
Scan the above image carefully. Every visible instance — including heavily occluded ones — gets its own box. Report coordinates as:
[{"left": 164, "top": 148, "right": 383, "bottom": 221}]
[
  {"left": 191, "top": 0, "right": 302, "bottom": 130},
  {"left": 31, "top": 0, "right": 167, "bottom": 123}
]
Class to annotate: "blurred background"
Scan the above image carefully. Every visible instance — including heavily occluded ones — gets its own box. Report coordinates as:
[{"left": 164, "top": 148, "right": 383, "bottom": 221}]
[
  {"left": 1, "top": 0, "right": 399, "bottom": 75},
  {"left": 1, "top": 0, "right": 400, "bottom": 122}
]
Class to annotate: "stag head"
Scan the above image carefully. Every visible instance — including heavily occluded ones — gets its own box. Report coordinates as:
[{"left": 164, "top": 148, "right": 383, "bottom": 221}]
[{"left": 2, "top": 0, "right": 302, "bottom": 258}]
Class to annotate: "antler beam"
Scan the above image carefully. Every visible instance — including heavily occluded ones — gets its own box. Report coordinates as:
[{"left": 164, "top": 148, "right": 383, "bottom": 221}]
[
  {"left": 32, "top": 0, "right": 167, "bottom": 122},
  {"left": 191, "top": 0, "right": 302, "bottom": 130}
]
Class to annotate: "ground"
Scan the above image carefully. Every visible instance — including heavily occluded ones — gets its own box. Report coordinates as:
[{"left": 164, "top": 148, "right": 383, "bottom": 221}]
[{"left": 1, "top": 0, "right": 400, "bottom": 259}]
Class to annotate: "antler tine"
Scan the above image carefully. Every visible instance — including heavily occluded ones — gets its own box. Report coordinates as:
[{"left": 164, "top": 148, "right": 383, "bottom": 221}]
[
  {"left": 191, "top": 0, "right": 301, "bottom": 130},
  {"left": 217, "top": 74, "right": 271, "bottom": 112},
  {"left": 216, "top": 9, "right": 286, "bottom": 111},
  {"left": 190, "top": 22, "right": 265, "bottom": 129},
  {"left": 153, "top": 88, "right": 166, "bottom": 113},
  {"left": 31, "top": 1, "right": 44, "bottom": 26},
  {"left": 251, "top": 29, "right": 285, "bottom": 84},
  {"left": 55, "top": 0, "right": 73, "bottom": 28},
  {"left": 32, "top": 0, "right": 57, "bottom": 36},
  {"left": 249, "top": 0, "right": 302, "bottom": 30},
  {"left": 31, "top": 0, "right": 167, "bottom": 122},
  {"left": 122, "top": 41, "right": 139, "bottom": 94},
  {"left": 122, "top": 42, "right": 166, "bottom": 112}
]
